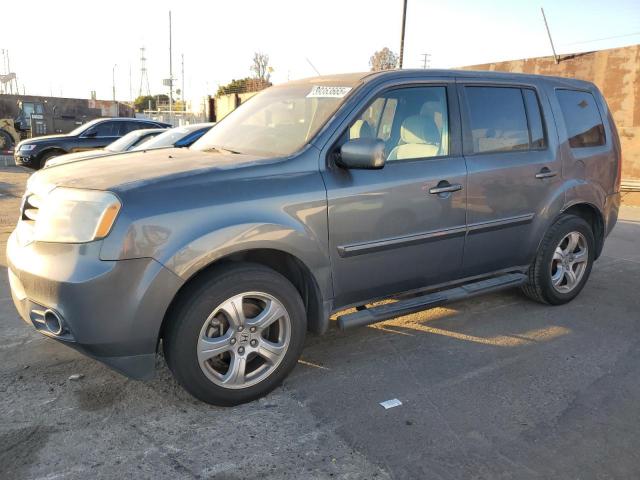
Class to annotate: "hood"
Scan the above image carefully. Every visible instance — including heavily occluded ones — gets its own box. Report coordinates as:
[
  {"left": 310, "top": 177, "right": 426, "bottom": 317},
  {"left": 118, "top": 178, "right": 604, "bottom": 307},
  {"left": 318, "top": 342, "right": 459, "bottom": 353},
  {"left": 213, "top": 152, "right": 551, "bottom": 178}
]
[
  {"left": 18, "top": 134, "right": 71, "bottom": 148},
  {"left": 27, "top": 147, "right": 267, "bottom": 193},
  {"left": 44, "top": 149, "right": 110, "bottom": 168}
]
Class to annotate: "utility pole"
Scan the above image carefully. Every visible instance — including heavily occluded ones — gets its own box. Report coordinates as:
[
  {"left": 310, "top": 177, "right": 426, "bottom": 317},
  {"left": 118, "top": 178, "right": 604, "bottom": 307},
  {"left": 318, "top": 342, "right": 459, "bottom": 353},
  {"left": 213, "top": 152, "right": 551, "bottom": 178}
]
[
  {"left": 129, "top": 64, "right": 132, "bottom": 103},
  {"left": 181, "top": 53, "right": 185, "bottom": 103},
  {"left": 420, "top": 53, "right": 431, "bottom": 69},
  {"left": 541, "top": 7, "right": 559, "bottom": 64},
  {"left": 168, "top": 10, "right": 173, "bottom": 124},
  {"left": 112, "top": 64, "right": 119, "bottom": 116},
  {"left": 112, "top": 64, "right": 117, "bottom": 101},
  {"left": 399, "top": 0, "right": 408, "bottom": 68}
]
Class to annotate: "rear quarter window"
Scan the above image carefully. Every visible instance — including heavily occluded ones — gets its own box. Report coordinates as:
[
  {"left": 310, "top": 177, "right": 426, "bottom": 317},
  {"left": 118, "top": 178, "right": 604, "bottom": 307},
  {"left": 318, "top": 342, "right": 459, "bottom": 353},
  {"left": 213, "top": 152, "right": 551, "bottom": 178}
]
[{"left": 556, "top": 90, "right": 605, "bottom": 148}]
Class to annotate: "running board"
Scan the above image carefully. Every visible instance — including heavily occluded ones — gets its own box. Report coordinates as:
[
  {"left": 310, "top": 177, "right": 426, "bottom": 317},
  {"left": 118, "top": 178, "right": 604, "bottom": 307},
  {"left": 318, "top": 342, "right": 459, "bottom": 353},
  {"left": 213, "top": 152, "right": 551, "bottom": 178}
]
[{"left": 336, "top": 273, "right": 527, "bottom": 330}]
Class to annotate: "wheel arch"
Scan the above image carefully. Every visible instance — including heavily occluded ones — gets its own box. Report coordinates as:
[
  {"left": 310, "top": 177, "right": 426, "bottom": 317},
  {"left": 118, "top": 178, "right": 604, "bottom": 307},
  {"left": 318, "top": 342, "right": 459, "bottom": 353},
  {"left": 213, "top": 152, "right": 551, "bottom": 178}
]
[
  {"left": 158, "top": 247, "right": 329, "bottom": 350},
  {"left": 560, "top": 202, "right": 605, "bottom": 258},
  {"left": 37, "top": 147, "right": 68, "bottom": 166}
]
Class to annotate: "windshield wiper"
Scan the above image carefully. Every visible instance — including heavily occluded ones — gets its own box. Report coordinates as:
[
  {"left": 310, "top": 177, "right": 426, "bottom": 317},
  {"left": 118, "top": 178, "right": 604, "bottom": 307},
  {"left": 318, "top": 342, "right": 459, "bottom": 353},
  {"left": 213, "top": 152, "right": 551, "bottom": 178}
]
[{"left": 203, "top": 145, "right": 242, "bottom": 154}]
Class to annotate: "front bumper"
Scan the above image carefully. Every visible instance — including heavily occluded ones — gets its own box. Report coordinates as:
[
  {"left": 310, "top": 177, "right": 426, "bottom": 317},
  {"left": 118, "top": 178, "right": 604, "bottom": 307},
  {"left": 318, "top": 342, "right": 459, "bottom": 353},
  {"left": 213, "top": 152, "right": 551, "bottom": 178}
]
[
  {"left": 14, "top": 152, "right": 38, "bottom": 169},
  {"left": 7, "top": 230, "right": 183, "bottom": 379}
]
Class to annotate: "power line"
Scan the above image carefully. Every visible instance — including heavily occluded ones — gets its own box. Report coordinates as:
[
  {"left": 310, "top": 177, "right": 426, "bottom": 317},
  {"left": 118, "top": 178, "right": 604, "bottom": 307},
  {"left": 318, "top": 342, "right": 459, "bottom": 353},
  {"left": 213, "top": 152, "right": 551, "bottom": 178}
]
[{"left": 560, "top": 31, "right": 640, "bottom": 47}]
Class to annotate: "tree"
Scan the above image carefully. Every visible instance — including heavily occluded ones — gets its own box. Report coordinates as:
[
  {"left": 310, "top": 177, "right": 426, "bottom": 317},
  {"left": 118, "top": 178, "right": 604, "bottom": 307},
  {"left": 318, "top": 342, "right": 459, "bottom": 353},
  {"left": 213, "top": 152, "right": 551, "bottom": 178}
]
[
  {"left": 216, "top": 77, "right": 272, "bottom": 97},
  {"left": 134, "top": 95, "right": 155, "bottom": 112},
  {"left": 369, "top": 47, "right": 399, "bottom": 71},
  {"left": 250, "top": 52, "right": 271, "bottom": 82},
  {"left": 133, "top": 94, "right": 173, "bottom": 112}
]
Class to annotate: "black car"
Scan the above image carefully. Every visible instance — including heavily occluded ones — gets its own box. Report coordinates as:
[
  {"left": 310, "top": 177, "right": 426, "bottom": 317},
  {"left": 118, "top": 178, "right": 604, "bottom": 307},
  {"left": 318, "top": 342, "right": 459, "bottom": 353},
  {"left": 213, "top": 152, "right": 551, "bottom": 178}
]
[
  {"left": 43, "top": 128, "right": 167, "bottom": 169},
  {"left": 14, "top": 117, "right": 171, "bottom": 170}
]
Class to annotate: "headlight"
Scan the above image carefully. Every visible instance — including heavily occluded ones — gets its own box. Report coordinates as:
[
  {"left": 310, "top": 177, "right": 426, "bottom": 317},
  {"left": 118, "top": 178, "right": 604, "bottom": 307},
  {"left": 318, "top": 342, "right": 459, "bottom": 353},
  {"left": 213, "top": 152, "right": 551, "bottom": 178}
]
[
  {"left": 29, "top": 188, "right": 121, "bottom": 243},
  {"left": 19, "top": 144, "right": 36, "bottom": 152}
]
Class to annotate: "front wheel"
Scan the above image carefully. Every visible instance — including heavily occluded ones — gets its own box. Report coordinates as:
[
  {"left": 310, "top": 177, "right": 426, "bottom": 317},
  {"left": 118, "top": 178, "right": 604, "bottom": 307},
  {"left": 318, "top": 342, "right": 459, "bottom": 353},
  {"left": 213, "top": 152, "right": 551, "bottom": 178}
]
[
  {"left": 522, "top": 214, "right": 595, "bottom": 305},
  {"left": 163, "top": 263, "right": 307, "bottom": 406},
  {"left": 38, "top": 150, "right": 61, "bottom": 169}
]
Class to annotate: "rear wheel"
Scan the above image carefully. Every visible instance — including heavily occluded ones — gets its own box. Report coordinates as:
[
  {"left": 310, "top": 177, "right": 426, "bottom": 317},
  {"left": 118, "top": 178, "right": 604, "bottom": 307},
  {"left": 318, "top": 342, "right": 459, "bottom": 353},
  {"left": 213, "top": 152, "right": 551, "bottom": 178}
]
[
  {"left": 522, "top": 214, "right": 595, "bottom": 305},
  {"left": 163, "top": 263, "right": 306, "bottom": 406}
]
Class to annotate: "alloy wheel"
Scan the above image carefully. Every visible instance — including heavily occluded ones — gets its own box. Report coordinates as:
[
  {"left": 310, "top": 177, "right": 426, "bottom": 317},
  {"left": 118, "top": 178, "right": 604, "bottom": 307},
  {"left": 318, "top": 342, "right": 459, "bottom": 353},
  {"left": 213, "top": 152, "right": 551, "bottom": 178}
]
[
  {"left": 550, "top": 231, "right": 589, "bottom": 293},
  {"left": 196, "top": 292, "right": 291, "bottom": 389}
]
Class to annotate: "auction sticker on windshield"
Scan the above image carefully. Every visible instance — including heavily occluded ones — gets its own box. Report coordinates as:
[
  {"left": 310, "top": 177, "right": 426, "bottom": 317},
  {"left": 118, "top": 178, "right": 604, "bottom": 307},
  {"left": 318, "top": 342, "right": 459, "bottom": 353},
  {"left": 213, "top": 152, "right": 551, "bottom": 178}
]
[{"left": 306, "top": 86, "right": 352, "bottom": 98}]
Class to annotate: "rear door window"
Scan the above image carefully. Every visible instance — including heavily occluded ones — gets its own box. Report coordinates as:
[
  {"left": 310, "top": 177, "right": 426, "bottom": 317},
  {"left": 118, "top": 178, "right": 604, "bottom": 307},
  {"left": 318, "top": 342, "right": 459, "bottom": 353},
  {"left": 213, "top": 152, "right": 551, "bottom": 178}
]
[
  {"left": 556, "top": 90, "right": 605, "bottom": 148},
  {"left": 465, "top": 87, "right": 530, "bottom": 153}
]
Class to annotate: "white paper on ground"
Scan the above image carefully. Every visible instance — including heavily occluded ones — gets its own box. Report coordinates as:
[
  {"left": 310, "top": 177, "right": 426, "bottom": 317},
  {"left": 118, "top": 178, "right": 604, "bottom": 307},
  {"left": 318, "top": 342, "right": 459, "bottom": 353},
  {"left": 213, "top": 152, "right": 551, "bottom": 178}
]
[{"left": 379, "top": 398, "right": 402, "bottom": 409}]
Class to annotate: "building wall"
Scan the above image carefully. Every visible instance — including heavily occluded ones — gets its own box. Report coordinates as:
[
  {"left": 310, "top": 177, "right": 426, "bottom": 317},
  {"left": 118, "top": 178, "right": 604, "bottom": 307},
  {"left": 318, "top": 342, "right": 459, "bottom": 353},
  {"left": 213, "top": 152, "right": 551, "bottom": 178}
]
[
  {"left": 461, "top": 44, "right": 640, "bottom": 180},
  {"left": 209, "top": 91, "right": 261, "bottom": 122}
]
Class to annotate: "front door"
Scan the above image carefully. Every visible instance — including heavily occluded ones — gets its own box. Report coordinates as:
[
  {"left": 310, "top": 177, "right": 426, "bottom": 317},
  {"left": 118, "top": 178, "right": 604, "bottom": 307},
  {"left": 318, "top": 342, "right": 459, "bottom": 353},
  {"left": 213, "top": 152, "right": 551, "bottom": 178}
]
[
  {"left": 458, "top": 81, "right": 562, "bottom": 277},
  {"left": 74, "top": 120, "right": 121, "bottom": 152},
  {"left": 322, "top": 82, "right": 467, "bottom": 308}
]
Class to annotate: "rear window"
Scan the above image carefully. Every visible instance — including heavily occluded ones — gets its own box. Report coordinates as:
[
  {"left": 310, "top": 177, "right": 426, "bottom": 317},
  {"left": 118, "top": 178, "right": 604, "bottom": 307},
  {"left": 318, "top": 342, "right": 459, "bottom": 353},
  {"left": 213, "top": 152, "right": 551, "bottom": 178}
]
[
  {"left": 556, "top": 90, "right": 605, "bottom": 148},
  {"left": 465, "top": 86, "right": 547, "bottom": 154}
]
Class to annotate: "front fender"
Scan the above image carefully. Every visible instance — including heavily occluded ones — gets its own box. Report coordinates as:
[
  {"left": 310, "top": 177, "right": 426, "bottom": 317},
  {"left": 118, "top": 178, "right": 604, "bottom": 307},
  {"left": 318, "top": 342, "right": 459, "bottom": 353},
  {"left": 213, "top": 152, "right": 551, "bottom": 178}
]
[{"left": 162, "top": 222, "right": 332, "bottom": 300}]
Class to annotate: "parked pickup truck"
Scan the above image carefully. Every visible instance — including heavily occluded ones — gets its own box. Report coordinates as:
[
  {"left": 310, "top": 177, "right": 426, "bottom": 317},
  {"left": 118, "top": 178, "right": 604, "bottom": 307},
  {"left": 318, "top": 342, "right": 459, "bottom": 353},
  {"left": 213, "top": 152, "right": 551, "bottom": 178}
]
[{"left": 7, "top": 70, "right": 621, "bottom": 405}]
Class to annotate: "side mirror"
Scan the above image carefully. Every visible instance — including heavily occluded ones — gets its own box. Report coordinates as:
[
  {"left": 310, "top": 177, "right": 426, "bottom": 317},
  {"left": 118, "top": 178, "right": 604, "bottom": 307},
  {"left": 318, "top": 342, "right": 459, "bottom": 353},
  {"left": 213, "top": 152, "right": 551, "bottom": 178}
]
[
  {"left": 82, "top": 130, "right": 97, "bottom": 138},
  {"left": 337, "top": 138, "right": 385, "bottom": 170}
]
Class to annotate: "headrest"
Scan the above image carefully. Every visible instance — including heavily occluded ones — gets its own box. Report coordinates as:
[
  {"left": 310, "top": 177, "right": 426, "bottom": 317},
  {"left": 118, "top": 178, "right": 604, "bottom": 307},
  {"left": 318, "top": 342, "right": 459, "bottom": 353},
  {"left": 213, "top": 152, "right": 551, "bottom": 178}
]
[
  {"left": 420, "top": 101, "right": 442, "bottom": 116},
  {"left": 400, "top": 115, "right": 440, "bottom": 144},
  {"left": 349, "top": 119, "right": 373, "bottom": 139}
]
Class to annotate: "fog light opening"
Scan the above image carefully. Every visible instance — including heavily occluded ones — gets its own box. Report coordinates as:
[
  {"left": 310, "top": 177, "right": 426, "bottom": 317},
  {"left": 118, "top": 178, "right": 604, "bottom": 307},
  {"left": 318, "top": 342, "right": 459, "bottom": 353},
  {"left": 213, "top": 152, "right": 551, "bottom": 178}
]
[{"left": 43, "top": 309, "right": 63, "bottom": 335}]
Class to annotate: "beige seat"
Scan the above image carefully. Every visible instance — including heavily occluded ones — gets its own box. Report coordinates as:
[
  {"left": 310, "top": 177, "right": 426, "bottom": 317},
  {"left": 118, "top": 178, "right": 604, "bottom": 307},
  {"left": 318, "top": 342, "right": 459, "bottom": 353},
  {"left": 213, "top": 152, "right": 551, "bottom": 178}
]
[
  {"left": 349, "top": 119, "right": 374, "bottom": 140},
  {"left": 387, "top": 115, "right": 440, "bottom": 161},
  {"left": 420, "top": 101, "right": 444, "bottom": 132}
]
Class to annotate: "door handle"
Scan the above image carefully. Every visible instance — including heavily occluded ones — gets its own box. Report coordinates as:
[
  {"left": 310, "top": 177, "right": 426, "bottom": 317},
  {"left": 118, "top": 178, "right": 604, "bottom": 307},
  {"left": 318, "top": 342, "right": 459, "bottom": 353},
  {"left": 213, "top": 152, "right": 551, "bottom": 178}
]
[
  {"left": 535, "top": 167, "right": 557, "bottom": 179},
  {"left": 429, "top": 181, "right": 463, "bottom": 195}
]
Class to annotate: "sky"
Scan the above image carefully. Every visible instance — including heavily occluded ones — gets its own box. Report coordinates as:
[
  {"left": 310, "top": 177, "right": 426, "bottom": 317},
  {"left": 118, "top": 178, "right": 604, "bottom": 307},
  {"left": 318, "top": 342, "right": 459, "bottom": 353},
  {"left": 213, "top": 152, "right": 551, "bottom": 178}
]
[{"left": 1, "top": 0, "right": 639, "bottom": 110}]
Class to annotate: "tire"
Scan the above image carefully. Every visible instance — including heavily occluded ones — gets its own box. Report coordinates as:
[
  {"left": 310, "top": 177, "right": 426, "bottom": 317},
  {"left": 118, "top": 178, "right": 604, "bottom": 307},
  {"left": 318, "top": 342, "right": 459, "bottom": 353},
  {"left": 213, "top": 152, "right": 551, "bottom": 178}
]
[
  {"left": 38, "top": 150, "right": 61, "bottom": 169},
  {"left": 0, "top": 129, "right": 14, "bottom": 152},
  {"left": 163, "top": 263, "right": 307, "bottom": 406},
  {"left": 522, "top": 214, "right": 595, "bottom": 305}
]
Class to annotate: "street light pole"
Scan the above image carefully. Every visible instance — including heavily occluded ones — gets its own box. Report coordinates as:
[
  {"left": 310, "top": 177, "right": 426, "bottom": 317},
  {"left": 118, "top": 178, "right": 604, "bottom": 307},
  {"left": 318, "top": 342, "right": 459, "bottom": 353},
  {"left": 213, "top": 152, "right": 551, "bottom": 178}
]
[
  {"left": 399, "top": 0, "right": 408, "bottom": 69},
  {"left": 168, "top": 10, "right": 173, "bottom": 125},
  {"left": 112, "top": 64, "right": 119, "bottom": 117}
]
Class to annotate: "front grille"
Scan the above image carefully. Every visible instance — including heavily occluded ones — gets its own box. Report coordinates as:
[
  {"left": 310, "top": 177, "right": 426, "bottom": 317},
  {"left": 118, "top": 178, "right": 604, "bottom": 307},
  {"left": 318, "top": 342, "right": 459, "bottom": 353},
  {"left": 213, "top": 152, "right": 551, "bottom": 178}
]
[{"left": 20, "top": 193, "right": 41, "bottom": 222}]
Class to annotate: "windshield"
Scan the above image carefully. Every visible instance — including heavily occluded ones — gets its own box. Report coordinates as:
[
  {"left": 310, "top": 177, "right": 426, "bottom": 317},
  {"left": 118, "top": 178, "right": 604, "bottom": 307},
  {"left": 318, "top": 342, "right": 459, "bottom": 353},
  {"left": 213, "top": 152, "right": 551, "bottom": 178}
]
[
  {"left": 106, "top": 130, "right": 143, "bottom": 152},
  {"left": 191, "top": 81, "right": 358, "bottom": 156},
  {"left": 133, "top": 125, "right": 203, "bottom": 150}
]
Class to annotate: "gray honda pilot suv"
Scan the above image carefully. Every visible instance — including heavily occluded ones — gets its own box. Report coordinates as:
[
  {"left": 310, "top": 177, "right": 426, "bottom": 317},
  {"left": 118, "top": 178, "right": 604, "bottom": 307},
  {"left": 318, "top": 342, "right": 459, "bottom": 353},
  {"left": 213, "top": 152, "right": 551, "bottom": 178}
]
[{"left": 7, "top": 70, "right": 621, "bottom": 405}]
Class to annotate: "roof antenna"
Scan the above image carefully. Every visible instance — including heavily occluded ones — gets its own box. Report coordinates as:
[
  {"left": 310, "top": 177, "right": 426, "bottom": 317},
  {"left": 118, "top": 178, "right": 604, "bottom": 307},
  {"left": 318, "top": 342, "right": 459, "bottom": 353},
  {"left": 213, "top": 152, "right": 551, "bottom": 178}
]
[
  {"left": 305, "top": 57, "right": 321, "bottom": 76},
  {"left": 541, "top": 7, "right": 560, "bottom": 64}
]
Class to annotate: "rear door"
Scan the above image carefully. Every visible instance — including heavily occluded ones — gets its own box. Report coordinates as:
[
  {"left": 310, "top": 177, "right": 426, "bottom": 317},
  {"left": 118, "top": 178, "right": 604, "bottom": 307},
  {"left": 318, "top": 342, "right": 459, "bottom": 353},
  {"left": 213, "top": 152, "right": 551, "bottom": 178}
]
[
  {"left": 458, "top": 79, "right": 562, "bottom": 277},
  {"left": 322, "top": 80, "right": 467, "bottom": 308}
]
